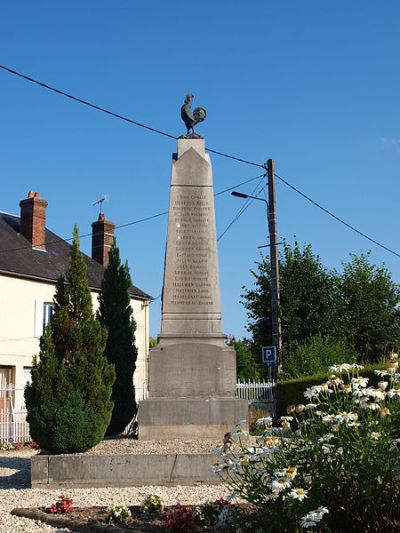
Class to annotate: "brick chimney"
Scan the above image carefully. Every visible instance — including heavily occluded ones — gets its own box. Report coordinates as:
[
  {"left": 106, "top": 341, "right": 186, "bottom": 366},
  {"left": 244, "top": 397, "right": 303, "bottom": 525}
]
[
  {"left": 19, "top": 191, "right": 48, "bottom": 250},
  {"left": 91, "top": 213, "right": 115, "bottom": 267}
]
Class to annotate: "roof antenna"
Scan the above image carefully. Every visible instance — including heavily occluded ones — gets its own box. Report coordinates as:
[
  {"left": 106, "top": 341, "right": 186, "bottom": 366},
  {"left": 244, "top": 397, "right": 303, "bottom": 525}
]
[{"left": 92, "top": 194, "right": 109, "bottom": 215}]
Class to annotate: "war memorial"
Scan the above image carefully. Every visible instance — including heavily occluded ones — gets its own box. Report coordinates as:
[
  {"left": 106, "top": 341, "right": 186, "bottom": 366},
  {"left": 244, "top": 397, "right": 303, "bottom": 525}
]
[
  {"left": 30, "top": 95, "right": 247, "bottom": 487},
  {"left": 139, "top": 95, "right": 247, "bottom": 439}
]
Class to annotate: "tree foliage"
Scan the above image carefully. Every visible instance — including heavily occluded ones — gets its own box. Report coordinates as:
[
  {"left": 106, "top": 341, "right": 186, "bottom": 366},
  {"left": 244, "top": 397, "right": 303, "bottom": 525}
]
[
  {"left": 338, "top": 253, "right": 400, "bottom": 360},
  {"left": 242, "top": 242, "right": 400, "bottom": 369},
  {"left": 235, "top": 339, "right": 260, "bottom": 380},
  {"left": 25, "top": 226, "right": 115, "bottom": 453},
  {"left": 281, "top": 335, "right": 358, "bottom": 379},
  {"left": 242, "top": 242, "right": 338, "bottom": 353},
  {"left": 98, "top": 241, "right": 138, "bottom": 435}
]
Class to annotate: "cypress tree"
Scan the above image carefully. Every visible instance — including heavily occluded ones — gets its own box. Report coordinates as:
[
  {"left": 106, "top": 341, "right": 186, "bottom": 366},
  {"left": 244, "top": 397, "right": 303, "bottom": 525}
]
[
  {"left": 98, "top": 241, "right": 138, "bottom": 435},
  {"left": 25, "top": 226, "right": 115, "bottom": 453}
]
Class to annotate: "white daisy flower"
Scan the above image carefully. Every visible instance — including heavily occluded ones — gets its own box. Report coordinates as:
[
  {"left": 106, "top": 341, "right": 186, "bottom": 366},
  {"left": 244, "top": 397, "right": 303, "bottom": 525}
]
[
  {"left": 270, "top": 477, "right": 291, "bottom": 492},
  {"left": 304, "top": 386, "right": 321, "bottom": 399},
  {"left": 256, "top": 416, "right": 272, "bottom": 427},
  {"left": 336, "top": 363, "right": 353, "bottom": 373},
  {"left": 289, "top": 488, "right": 308, "bottom": 501},
  {"left": 374, "top": 369, "right": 391, "bottom": 377},
  {"left": 230, "top": 420, "right": 249, "bottom": 437},
  {"left": 311, "top": 506, "right": 329, "bottom": 520},
  {"left": 335, "top": 411, "right": 358, "bottom": 424},
  {"left": 351, "top": 376, "right": 369, "bottom": 388},
  {"left": 304, "top": 403, "right": 318, "bottom": 410},
  {"left": 367, "top": 388, "right": 385, "bottom": 401},
  {"left": 352, "top": 388, "right": 368, "bottom": 398},
  {"left": 388, "top": 388, "right": 400, "bottom": 398},
  {"left": 300, "top": 513, "right": 317, "bottom": 528},
  {"left": 280, "top": 416, "right": 294, "bottom": 422}
]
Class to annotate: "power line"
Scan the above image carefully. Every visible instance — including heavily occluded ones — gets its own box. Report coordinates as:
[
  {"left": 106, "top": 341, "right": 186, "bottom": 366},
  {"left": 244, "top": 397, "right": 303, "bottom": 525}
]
[
  {"left": 149, "top": 294, "right": 161, "bottom": 304},
  {"left": 0, "top": 65, "right": 178, "bottom": 142},
  {"left": 0, "top": 211, "right": 169, "bottom": 255},
  {"left": 0, "top": 172, "right": 264, "bottom": 254},
  {"left": 1, "top": 64, "right": 399, "bottom": 258},
  {"left": 0, "top": 64, "right": 265, "bottom": 169},
  {"left": 274, "top": 172, "right": 400, "bottom": 259},
  {"left": 214, "top": 173, "right": 265, "bottom": 197},
  {"left": 217, "top": 176, "right": 266, "bottom": 242}
]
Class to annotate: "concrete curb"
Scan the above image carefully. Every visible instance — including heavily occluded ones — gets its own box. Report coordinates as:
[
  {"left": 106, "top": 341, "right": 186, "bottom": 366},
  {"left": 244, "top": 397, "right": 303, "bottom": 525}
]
[{"left": 31, "top": 452, "right": 220, "bottom": 488}]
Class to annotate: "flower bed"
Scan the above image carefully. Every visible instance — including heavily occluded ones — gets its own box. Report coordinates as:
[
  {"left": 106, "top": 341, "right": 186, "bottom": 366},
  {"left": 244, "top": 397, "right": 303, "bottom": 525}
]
[
  {"left": 12, "top": 502, "right": 256, "bottom": 532},
  {"left": 213, "top": 357, "right": 400, "bottom": 531}
]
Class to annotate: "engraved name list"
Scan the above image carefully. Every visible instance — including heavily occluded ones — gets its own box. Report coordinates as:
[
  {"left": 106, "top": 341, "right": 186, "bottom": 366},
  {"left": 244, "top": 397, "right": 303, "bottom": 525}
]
[{"left": 171, "top": 189, "right": 214, "bottom": 307}]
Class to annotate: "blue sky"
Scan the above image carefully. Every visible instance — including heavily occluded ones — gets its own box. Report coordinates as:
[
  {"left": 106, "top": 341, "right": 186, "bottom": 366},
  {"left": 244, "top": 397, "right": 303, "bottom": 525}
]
[{"left": 1, "top": 1, "right": 400, "bottom": 340}]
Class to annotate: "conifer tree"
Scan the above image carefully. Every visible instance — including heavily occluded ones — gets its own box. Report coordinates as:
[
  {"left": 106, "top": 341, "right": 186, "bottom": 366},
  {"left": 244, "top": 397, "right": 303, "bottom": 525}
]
[
  {"left": 25, "top": 226, "right": 115, "bottom": 453},
  {"left": 98, "top": 241, "right": 138, "bottom": 435}
]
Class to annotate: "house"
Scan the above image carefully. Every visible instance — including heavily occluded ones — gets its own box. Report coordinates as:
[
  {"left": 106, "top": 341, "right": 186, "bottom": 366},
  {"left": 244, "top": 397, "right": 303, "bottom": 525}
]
[{"left": 0, "top": 191, "right": 151, "bottom": 410}]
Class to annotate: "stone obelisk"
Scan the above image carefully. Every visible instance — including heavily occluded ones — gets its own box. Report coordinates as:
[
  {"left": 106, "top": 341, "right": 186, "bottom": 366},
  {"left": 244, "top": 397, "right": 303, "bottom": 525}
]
[{"left": 138, "top": 101, "right": 247, "bottom": 440}]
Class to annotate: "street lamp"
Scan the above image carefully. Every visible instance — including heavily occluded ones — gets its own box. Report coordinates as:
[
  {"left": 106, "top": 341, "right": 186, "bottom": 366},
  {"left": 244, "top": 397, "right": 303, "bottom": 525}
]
[{"left": 231, "top": 191, "right": 267, "bottom": 204}]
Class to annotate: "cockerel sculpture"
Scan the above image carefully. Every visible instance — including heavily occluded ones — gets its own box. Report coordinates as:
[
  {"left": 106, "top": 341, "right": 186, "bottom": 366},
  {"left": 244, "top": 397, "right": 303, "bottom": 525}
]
[{"left": 180, "top": 94, "right": 207, "bottom": 136}]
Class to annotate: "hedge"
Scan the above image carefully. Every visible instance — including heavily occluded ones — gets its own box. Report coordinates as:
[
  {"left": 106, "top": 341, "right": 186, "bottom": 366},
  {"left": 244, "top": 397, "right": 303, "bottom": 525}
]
[{"left": 275, "top": 362, "right": 389, "bottom": 417}]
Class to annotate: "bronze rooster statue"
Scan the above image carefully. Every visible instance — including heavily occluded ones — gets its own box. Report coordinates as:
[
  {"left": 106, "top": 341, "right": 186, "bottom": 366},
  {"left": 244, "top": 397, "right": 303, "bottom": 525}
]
[{"left": 180, "top": 94, "right": 207, "bottom": 137}]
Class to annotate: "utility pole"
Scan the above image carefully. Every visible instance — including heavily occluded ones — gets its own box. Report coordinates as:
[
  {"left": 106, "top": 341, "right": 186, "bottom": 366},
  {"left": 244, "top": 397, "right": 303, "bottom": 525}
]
[{"left": 266, "top": 159, "right": 282, "bottom": 371}]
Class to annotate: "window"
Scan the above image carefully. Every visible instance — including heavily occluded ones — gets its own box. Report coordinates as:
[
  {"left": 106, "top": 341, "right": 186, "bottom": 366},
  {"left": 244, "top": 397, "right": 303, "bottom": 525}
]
[
  {"left": 34, "top": 300, "right": 54, "bottom": 337},
  {"left": 0, "top": 366, "right": 15, "bottom": 412},
  {"left": 0, "top": 366, "right": 14, "bottom": 388},
  {"left": 24, "top": 367, "right": 32, "bottom": 386},
  {"left": 43, "top": 302, "right": 54, "bottom": 332}
]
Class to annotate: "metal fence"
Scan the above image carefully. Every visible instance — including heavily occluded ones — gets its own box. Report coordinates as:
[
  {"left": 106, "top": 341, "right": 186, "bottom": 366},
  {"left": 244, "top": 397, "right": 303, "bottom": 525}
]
[
  {"left": 0, "top": 381, "right": 277, "bottom": 444},
  {"left": 236, "top": 379, "right": 275, "bottom": 402},
  {"left": 0, "top": 385, "right": 31, "bottom": 444},
  {"left": 0, "top": 408, "right": 30, "bottom": 444}
]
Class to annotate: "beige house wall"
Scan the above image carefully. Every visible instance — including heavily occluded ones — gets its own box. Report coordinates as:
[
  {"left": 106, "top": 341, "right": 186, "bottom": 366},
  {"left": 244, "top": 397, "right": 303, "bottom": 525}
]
[{"left": 0, "top": 274, "right": 149, "bottom": 409}]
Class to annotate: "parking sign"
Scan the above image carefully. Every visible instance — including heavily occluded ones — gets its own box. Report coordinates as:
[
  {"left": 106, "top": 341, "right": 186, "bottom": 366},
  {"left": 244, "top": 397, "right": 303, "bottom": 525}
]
[{"left": 262, "top": 346, "right": 277, "bottom": 367}]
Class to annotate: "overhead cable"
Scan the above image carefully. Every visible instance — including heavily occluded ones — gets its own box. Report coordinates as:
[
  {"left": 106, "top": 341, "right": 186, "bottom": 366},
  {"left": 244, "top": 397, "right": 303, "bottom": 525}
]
[
  {"left": 0, "top": 64, "right": 264, "bottom": 169},
  {"left": 217, "top": 176, "right": 266, "bottom": 242},
  {"left": 274, "top": 172, "right": 400, "bottom": 259},
  {"left": 1, "top": 64, "right": 399, "bottom": 257},
  {"left": 0, "top": 172, "right": 264, "bottom": 254}
]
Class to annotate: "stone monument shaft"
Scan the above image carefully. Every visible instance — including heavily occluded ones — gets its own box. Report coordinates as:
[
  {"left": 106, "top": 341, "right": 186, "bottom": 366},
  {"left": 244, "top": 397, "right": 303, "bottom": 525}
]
[
  {"left": 138, "top": 137, "right": 247, "bottom": 440},
  {"left": 160, "top": 138, "right": 224, "bottom": 344}
]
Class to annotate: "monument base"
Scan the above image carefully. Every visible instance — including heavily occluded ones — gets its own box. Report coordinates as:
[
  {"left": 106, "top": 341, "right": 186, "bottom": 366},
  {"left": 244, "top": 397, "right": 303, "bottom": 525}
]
[
  {"left": 147, "top": 342, "right": 238, "bottom": 397},
  {"left": 138, "top": 397, "right": 248, "bottom": 440}
]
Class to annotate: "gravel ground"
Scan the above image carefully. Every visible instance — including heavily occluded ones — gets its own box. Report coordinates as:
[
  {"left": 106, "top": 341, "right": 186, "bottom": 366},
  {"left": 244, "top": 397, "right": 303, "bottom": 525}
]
[
  {"left": 0, "top": 444, "right": 229, "bottom": 532},
  {"left": 81, "top": 437, "right": 217, "bottom": 455}
]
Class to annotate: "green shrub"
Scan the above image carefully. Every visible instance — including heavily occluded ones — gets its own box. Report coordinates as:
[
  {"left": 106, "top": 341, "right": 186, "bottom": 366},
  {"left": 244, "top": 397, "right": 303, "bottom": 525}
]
[
  {"left": 281, "top": 335, "right": 358, "bottom": 379},
  {"left": 98, "top": 242, "right": 138, "bottom": 436},
  {"left": 276, "top": 362, "right": 388, "bottom": 417},
  {"left": 25, "top": 227, "right": 115, "bottom": 453}
]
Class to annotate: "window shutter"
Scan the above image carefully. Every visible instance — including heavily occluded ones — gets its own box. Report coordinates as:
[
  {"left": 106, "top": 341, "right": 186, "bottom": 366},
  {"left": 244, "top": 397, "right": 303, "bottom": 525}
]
[{"left": 34, "top": 300, "right": 44, "bottom": 338}]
